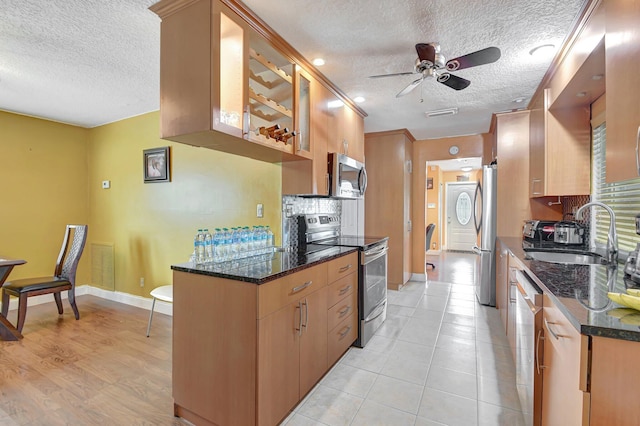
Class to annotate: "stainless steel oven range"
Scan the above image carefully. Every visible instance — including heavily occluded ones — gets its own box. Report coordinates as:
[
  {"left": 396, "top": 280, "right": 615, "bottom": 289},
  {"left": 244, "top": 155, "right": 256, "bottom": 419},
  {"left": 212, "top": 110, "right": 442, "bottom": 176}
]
[{"left": 297, "top": 214, "right": 389, "bottom": 348}]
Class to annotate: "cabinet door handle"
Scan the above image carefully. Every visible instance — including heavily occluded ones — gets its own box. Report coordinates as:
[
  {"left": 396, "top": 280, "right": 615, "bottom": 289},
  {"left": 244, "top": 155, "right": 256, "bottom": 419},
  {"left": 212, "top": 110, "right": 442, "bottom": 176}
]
[
  {"left": 291, "top": 280, "right": 312, "bottom": 294},
  {"left": 509, "top": 280, "right": 517, "bottom": 304},
  {"left": 636, "top": 125, "right": 640, "bottom": 176},
  {"left": 339, "top": 325, "right": 352, "bottom": 339},
  {"left": 325, "top": 173, "right": 330, "bottom": 196},
  {"left": 339, "top": 264, "right": 352, "bottom": 273},
  {"left": 302, "top": 298, "right": 308, "bottom": 330},
  {"left": 338, "top": 305, "right": 351, "bottom": 317},
  {"left": 339, "top": 285, "right": 352, "bottom": 295},
  {"left": 544, "top": 318, "right": 566, "bottom": 340},
  {"left": 536, "top": 328, "right": 546, "bottom": 374},
  {"left": 531, "top": 178, "right": 542, "bottom": 195},
  {"left": 295, "top": 302, "right": 302, "bottom": 336}
]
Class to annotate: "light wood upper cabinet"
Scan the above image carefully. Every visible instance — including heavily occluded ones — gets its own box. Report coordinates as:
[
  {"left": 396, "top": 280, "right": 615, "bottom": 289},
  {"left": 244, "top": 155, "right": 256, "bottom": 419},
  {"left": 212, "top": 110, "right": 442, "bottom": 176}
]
[
  {"left": 605, "top": 0, "right": 640, "bottom": 182},
  {"left": 529, "top": 88, "right": 591, "bottom": 197}
]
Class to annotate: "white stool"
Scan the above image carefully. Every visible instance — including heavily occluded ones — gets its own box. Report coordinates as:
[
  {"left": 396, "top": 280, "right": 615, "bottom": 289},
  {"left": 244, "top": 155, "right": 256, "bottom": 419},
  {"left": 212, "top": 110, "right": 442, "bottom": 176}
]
[{"left": 146, "top": 285, "right": 173, "bottom": 337}]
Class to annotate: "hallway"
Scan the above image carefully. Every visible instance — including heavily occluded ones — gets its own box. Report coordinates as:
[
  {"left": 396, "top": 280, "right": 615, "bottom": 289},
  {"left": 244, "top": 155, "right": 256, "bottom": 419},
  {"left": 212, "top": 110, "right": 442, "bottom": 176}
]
[{"left": 285, "top": 251, "right": 524, "bottom": 425}]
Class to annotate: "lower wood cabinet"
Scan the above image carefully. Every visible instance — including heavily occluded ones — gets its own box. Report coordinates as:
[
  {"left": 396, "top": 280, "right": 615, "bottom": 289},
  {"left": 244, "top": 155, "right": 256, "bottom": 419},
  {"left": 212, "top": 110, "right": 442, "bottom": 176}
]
[
  {"left": 172, "top": 252, "right": 358, "bottom": 426},
  {"left": 541, "top": 294, "right": 589, "bottom": 426},
  {"left": 257, "top": 285, "right": 328, "bottom": 426}
]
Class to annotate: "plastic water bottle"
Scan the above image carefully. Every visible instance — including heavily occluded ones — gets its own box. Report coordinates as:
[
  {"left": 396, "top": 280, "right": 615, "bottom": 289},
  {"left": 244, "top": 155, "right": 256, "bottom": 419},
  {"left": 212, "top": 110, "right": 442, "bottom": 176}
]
[
  {"left": 203, "top": 229, "right": 213, "bottom": 263},
  {"left": 258, "top": 226, "right": 268, "bottom": 254},
  {"left": 221, "top": 228, "right": 232, "bottom": 261},
  {"left": 250, "top": 226, "right": 259, "bottom": 253},
  {"left": 231, "top": 227, "right": 242, "bottom": 259},
  {"left": 212, "top": 228, "right": 222, "bottom": 262},
  {"left": 265, "top": 226, "right": 274, "bottom": 250},
  {"left": 240, "top": 227, "right": 250, "bottom": 255},
  {"left": 194, "top": 229, "right": 205, "bottom": 264}
]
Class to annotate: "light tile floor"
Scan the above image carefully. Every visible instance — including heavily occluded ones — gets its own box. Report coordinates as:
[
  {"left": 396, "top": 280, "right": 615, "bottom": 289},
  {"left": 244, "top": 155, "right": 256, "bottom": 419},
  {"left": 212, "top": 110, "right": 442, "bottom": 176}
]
[{"left": 282, "top": 252, "right": 525, "bottom": 426}]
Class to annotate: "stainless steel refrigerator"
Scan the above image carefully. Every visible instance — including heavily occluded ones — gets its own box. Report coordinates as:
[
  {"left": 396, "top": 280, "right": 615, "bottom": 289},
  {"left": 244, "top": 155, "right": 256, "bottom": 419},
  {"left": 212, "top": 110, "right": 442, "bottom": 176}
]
[{"left": 473, "top": 164, "right": 497, "bottom": 306}]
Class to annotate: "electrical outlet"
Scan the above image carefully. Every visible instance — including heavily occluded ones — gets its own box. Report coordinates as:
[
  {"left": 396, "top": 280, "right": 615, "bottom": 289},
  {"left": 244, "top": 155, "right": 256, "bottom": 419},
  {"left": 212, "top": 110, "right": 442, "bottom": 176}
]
[
  {"left": 432, "top": 242, "right": 436, "bottom": 249},
  {"left": 257, "top": 203, "right": 264, "bottom": 218},
  {"left": 139, "top": 277, "right": 144, "bottom": 287},
  {"left": 102, "top": 180, "right": 110, "bottom": 189}
]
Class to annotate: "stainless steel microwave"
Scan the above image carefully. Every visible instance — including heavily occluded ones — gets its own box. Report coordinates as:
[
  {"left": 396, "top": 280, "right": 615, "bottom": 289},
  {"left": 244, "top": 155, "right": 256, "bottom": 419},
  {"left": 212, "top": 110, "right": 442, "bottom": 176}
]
[{"left": 328, "top": 153, "right": 367, "bottom": 199}]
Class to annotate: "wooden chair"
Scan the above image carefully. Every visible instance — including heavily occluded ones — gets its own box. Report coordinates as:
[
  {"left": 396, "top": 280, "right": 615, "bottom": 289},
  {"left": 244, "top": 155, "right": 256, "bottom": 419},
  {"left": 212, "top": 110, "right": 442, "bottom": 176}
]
[
  {"left": 1, "top": 224, "right": 88, "bottom": 333},
  {"left": 425, "top": 223, "right": 436, "bottom": 270}
]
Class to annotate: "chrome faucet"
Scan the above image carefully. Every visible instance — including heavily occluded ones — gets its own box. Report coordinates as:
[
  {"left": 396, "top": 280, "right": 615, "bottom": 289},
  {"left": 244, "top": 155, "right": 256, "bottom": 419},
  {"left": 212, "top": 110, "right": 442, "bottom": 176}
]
[{"left": 576, "top": 201, "right": 618, "bottom": 264}]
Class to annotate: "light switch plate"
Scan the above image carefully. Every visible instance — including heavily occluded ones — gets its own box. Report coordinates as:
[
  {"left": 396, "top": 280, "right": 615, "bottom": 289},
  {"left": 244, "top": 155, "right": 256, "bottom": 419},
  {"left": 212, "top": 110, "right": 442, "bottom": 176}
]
[
  {"left": 102, "top": 180, "right": 111, "bottom": 189},
  {"left": 257, "top": 203, "right": 264, "bottom": 218}
]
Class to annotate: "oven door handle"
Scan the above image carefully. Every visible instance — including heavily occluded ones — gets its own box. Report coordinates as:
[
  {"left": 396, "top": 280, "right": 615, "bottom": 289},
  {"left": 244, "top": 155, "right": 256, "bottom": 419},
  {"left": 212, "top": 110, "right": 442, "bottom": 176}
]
[
  {"left": 364, "top": 244, "right": 387, "bottom": 257},
  {"left": 363, "top": 246, "right": 388, "bottom": 265},
  {"left": 364, "top": 300, "right": 387, "bottom": 322}
]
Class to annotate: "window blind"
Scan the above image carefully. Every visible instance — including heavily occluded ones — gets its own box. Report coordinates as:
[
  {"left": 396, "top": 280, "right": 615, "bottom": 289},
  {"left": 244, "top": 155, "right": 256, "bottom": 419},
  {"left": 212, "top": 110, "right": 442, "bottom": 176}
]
[{"left": 591, "top": 123, "right": 640, "bottom": 253}]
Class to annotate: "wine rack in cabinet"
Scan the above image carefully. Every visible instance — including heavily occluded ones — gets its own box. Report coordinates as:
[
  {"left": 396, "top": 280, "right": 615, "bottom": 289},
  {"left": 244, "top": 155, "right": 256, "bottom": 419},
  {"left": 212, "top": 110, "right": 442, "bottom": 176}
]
[{"left": 247, "top": 34, "right": 295, "bottom": 152}]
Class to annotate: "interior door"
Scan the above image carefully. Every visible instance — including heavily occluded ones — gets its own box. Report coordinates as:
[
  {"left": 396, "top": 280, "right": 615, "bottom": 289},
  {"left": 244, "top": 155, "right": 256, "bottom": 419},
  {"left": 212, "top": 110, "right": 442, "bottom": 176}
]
[{"left": 446, "top": 182, "right": 478, "bottom": 251}]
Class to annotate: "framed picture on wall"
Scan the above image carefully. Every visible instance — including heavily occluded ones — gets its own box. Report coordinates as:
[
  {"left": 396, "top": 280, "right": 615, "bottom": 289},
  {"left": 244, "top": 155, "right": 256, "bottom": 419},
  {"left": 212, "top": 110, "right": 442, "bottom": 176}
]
[
  {"left": 427, "top": 177, "right": 434, "bottom": 190},
  {"left": 143, "top": 146, "right": 170, "bottom": 183}
]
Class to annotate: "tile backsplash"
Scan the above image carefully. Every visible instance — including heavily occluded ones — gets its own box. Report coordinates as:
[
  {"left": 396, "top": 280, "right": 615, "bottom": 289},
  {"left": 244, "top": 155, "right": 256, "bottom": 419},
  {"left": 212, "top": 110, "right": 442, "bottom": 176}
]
[{"left": 281, "top": 196, "right": 342, "bottom": 249}]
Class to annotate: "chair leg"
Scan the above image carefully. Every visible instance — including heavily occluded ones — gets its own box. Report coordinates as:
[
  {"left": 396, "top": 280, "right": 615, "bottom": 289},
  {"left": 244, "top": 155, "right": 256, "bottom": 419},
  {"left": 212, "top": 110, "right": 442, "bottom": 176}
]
[
  {"left": 54, "top": 292, "right": 64, "bottom": 314},
  {"left": 16, "top": 294, "right": 28, "bottom": 333},
  {"left": 146, "top": 298, "right": 157, "bottom": 337},
  {"left": 68, "top": 289, "right": 80, "bottom": 320},
  {"left": 1, "top": 289, "right": 8, "bottom": 318},
  {"left": 426, "top": 262, "right": 436, "bottom": 270}
]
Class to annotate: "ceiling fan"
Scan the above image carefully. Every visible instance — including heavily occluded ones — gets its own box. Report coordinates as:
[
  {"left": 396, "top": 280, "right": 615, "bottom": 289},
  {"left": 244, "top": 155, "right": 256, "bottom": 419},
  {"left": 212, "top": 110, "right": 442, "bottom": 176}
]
[{"left": 369, "top": 43, "right": 501, "bottom": 97}]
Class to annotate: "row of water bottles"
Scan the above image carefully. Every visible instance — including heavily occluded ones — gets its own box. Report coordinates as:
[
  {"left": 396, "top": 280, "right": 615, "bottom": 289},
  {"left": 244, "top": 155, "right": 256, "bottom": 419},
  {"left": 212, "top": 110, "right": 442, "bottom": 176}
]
[{"left": 193, "top": 226, "right": 274, "bottom": 264}]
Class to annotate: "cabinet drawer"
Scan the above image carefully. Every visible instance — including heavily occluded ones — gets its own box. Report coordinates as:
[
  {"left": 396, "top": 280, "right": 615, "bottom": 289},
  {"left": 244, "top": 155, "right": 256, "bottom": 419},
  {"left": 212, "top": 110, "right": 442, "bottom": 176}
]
[
  {"left": 327, "top": 252, "right": 358, "bottom": 284},
  {"left": 328, "top": 289, "right": 357, "bottom": 331},
  {"left": 328, "top": 312, "right": 357, "bottom": 366},
  {"left": 258, "top": 264, "right": 327, "bottom": 318},
  {"left": 327, "top": 272, "right": 357, "bottom": 308}
]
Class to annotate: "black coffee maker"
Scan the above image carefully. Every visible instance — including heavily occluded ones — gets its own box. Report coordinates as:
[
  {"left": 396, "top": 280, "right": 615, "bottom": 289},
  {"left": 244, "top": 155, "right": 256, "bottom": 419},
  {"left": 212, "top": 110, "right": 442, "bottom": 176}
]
[{"left": 624, "top": 213, "right": 640, "bottom": 283}]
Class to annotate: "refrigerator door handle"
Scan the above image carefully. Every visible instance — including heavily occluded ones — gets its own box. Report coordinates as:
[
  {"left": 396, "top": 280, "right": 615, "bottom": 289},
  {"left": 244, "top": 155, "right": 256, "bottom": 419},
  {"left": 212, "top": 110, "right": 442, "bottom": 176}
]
[
  {"left": 472, "top": 245, "right": 482, "bottom": 255},
  {"left": 473, "top": 181, "right": 483, "bottom": 235}
]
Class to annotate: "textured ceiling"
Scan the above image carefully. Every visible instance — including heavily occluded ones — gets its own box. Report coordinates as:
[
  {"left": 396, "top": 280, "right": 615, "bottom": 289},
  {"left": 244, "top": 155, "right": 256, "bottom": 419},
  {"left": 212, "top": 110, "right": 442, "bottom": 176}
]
[{"left": 0, "top": 0, "right": 586, "bottom": 140}]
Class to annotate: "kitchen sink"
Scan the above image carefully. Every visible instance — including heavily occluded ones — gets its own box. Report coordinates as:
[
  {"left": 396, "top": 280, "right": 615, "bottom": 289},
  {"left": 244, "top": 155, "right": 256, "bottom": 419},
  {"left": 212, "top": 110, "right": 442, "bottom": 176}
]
[{"left": 523, "top": 250, "right": 608, "bottom": 265}]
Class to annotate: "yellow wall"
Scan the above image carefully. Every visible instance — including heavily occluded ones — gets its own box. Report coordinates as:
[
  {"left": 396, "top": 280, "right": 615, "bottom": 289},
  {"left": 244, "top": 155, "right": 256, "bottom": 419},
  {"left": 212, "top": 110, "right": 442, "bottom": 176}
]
[
  {"left": 0, "top": 111, "right": 90, "bottom": 282},
  {"left": 2, "top": 110, "right": 282, "bottom": 297}
]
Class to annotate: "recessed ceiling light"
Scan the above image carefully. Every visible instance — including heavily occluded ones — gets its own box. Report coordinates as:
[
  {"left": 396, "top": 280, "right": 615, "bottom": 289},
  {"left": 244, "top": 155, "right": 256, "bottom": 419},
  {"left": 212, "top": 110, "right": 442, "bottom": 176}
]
[
  {"left": 577, "top": 91, "right": 587, "bottom": 97},
  {"left": 592, "top": 74, "right": 604, "bottom": 80},
  {"left": 425, "top": 107, "right": 458, "bottom": 118},
  {"left": 353, "top": 96, "right": 365, "bottom": 103},
  {"left": 312, "top": 58, "right": 325, "bottom": 66},
  {"left": 461, "top": 166, "right": 473, "bottom": 172},
  {"left": 529, "top": 44, "right": 555, "bottom": 57},
  {"left": 513, "top": 97, "right": 526, "bottom": 103}
]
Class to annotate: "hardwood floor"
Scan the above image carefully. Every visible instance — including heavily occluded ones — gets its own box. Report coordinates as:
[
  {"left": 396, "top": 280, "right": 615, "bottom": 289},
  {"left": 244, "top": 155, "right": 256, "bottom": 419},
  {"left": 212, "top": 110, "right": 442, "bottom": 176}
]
[{"left": 0, "top": 295, "right": 183, "bottom": 425}]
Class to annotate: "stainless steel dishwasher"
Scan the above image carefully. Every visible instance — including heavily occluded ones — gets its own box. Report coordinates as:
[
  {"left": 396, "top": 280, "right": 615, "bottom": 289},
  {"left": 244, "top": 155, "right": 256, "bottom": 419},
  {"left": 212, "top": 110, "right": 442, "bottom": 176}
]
[{"left": 514, "top": 269, "right": 543, "bottom": 426}]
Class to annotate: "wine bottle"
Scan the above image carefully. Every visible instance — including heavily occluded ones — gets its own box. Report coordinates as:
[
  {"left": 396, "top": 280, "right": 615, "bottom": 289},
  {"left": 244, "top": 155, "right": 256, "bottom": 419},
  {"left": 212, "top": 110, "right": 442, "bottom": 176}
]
[
  {"left": 272, "top": 127, "right": 289, "bottom": 137},
  {"left": 258, "top": 124, "right": 280, "bottom": 138},
  {"left": 278, "top": 130, "right": 297, "bottom": 143}
]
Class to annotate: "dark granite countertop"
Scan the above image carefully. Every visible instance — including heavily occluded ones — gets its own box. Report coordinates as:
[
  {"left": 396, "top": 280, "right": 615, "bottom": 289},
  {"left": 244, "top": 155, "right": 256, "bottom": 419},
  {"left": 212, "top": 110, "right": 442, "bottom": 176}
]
[
  {"left": 501, "top": 236, "right": 640, "bottom": 342},
  {"left": 171, "top": 246, "right": 358, "bottom": 285}
]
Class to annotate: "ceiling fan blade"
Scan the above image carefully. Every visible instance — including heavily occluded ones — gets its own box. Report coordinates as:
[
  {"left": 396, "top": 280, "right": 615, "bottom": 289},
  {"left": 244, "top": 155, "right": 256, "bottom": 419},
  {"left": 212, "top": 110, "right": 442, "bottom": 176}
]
[
  {"left": 437, "top": 73, "right": 470, "bottom": 90},
  {"left": 396, "top": 77, "right": 424, "bottom": 97},
  {"left": 445, "top": 46, "right": 501, "bottom": 71},
  {"left": 368, "top": 71, "right": 415, "bottom": 79},
  {"left": 415, "top": 43, "right": 436, "bottom": 64}
]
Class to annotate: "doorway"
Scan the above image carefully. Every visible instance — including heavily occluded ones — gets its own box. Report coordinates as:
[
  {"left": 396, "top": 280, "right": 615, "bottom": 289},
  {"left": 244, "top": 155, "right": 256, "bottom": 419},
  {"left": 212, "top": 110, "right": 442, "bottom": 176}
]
[{"left": 445, "top": 182, "right": 478, "bottom": 251}]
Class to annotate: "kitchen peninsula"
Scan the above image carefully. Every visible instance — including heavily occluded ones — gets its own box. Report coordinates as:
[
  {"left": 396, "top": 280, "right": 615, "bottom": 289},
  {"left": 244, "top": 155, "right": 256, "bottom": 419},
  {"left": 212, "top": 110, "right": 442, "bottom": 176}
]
[
  {"left": 499, "top": 237, "right": 640, "bottom": 425},
  {"left": 170, "top": 248, "right": 359, "bottom": 426}
]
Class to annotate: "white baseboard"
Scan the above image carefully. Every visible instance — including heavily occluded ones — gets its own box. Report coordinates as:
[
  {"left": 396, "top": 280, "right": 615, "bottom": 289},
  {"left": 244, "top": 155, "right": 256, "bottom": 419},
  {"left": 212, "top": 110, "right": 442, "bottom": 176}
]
[
  {"left": 410, "top": 273, "right": 427, "bottom": 282},
  {"left": 4, "top": 285, "right": 173, "bottom": 316}
]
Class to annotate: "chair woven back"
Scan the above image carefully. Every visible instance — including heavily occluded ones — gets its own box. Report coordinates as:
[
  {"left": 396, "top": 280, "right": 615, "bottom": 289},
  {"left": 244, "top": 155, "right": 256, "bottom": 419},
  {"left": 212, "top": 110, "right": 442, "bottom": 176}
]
[{"left": 55, "top": 224, "right": 88, "bottom": 286}]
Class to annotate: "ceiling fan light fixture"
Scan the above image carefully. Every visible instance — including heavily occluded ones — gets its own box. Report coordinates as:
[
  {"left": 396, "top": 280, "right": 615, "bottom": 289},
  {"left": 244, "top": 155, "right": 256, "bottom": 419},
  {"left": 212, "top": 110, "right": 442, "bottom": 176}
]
[
  {"left": 425, "top": 107, "right": 458, "bottom": 118},
  {"left": 529, "top": 44, "right": 555, "bottom": 57}
]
